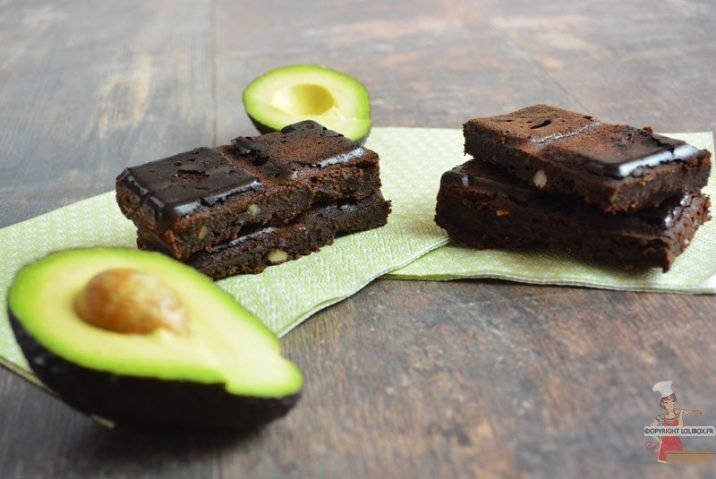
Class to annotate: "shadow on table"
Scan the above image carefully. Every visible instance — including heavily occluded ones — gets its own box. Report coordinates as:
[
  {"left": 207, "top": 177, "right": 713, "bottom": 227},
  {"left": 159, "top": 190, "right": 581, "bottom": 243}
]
[{"left": 70, "top": 419, "right": 266, "bottom": 459}]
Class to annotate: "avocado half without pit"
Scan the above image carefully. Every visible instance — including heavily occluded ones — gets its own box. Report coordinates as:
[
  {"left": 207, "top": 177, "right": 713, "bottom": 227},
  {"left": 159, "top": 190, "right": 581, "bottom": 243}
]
[
  {"left": 7, "top": 248, "right": 303, "bottom": 430},
  {"left": 243, "top": 64, "right": 372, "bottom": 142}
]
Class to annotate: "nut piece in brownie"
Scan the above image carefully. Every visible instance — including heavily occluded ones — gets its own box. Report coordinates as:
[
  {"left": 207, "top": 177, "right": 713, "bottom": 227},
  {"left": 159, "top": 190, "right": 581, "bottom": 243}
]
[
  {"left": 138, "top": 192, "right": 391, "bottom": 280},
  {"left": 116, "top": 120, "right": 381, "bottom": 259},
  {"left": 436, "top": 160, "right": 710, "bottom": 271},
  {"left": 464, "top": 104, "right": 711, "bottom": 213}
]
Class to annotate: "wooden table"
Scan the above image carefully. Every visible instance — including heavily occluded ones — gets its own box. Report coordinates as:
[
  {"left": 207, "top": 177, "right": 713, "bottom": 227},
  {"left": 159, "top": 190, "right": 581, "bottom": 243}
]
[{"left": 1, "top": 1, "right": 715, "bottom": 477}]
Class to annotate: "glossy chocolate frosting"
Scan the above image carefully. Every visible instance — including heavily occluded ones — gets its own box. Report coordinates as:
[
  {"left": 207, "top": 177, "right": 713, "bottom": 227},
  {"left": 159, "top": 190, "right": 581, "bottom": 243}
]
[
  {"left": 465, "top": 104, "right": 701, "bottom": 178},
  {"left": 229, "top": 120, "right": 366, "bottom": 175},
  {"left": 117, "top": 147, "right": 260, "bottom": 224},
  {"left": 117, "top": 121, "right": 377, "bottom": 231}
]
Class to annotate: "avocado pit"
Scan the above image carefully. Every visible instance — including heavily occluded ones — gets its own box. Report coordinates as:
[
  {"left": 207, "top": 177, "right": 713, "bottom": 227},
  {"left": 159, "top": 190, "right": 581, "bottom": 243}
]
[{"left": 74, "top": 268, "right": 189, "bottom": 335}]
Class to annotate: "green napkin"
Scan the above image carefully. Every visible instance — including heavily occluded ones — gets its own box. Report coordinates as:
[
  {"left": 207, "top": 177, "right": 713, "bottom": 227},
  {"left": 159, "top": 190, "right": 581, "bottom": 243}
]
[
  {"left": 0, "top": 127, "right": 456, "bottom": 380},
  {"left": 388, "top": 132, "right": 716, "bottom": 294}
]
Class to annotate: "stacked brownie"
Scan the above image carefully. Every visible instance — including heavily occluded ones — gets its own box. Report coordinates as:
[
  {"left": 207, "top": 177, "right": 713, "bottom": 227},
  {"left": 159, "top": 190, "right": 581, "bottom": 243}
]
[
  {"left": 436, "top": 105, "right": 712, "bottom": 271},
  {"left": 116, "top": 120, "right": 390, "bottom": 279}
]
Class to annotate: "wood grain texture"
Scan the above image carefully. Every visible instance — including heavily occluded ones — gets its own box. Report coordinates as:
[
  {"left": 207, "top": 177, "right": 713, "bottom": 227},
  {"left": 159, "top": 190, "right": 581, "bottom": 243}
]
[
  {"left": 0, "top": 0, "right": 215, "bottom": 227},
  {"left": 1, "top": 1, "right": 715, "bottom": 478}
]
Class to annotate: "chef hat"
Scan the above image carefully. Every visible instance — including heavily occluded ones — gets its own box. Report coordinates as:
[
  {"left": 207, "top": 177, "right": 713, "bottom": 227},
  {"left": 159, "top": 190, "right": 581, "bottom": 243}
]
[{"left": 653, "top": 380, "right": 674, "bottom": 398}]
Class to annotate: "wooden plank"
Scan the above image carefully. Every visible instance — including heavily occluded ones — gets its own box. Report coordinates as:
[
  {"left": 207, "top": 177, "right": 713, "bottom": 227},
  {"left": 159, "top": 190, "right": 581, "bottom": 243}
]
[
  {"left": 0, "top": 0, "right": 215, "bottom": 227},
  {"left": 486, "top": 0, "right": 716, "bottom": 132},
  {"left": 212, "top": 0, "right": 584, "bottom": 143},
  {"left": 217, "top": 280, "right": 716, "bottom": 478}
]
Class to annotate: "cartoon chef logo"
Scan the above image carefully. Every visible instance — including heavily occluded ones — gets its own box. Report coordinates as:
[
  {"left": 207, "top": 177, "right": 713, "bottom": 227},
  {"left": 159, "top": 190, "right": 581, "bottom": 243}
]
[{"left": 644, "top": 380, "right": 715, "bottom": 464}]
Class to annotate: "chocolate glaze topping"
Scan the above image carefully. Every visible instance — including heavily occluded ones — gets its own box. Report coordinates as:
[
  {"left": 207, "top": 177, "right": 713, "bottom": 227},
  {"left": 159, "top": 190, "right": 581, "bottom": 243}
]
[
  {"left": 230, "top": 136, "right": 269, "bottom": 165},
  {"left": 545, "top": 125, "right": 700, "bottom": 178},
  {"left": 118, "top": 121, "right": 378, "bottom": 233},
  {"left": 229, "top": 119, "right": 367, "bottom": 171},
  {"left": 118, "top": 148, "right": 260, "bottom": 224},
  {"left": 640, "top": 193, "right": 693, "bottom": 229},
  {"left": 466, "top": 104, "right": 702, "bottom": 179}
]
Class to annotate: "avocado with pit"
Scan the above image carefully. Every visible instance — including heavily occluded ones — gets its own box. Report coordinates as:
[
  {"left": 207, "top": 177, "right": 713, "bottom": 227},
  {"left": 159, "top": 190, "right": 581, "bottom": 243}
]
[
  {"left": 243, "top": 64, "right": 371, "bottom": 142},
  {"left": 7, "top": 248, "right": 303, "bottom": 430}
]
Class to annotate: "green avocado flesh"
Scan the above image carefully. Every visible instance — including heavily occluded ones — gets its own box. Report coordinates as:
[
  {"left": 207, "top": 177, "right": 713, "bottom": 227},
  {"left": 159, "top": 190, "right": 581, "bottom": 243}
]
[
  {"left": 8, "top": 248, "right": 303, "bottom": 399},
  {"left": 243, "top": 64, "right": 371, "bottom": 141}
]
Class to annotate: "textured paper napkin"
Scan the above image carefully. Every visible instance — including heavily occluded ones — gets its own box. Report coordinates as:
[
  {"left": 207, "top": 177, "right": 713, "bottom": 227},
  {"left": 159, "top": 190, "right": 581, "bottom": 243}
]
[
  {"left": 0, "top": 127, "right": 455, "bottom": 379},
  {"left": 1, "top": 128, "right": 713, "bottom": 385},
  {"left": 388, "top": 132, "right": 716, "bottom": 294}
]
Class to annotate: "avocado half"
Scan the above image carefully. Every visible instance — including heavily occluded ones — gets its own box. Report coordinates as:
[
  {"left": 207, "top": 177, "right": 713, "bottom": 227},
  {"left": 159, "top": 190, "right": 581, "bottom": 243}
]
[
  {"left": 243, "top": 64, "right": 372, "bottom": 142},
  {"left": 7, "top": 248, "right": 303, "bottom": 430}
]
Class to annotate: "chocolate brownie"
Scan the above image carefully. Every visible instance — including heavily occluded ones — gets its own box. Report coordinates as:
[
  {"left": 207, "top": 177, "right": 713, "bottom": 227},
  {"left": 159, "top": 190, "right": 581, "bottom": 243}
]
[
  {"left": 138, "top": 192, "right": 391, "bottom": 279},
  {"left": 464, "top": 104, "right": 711, "bottom": 213},
  {"left": 436, "top": 160, "right": 710, "bottom": 271},
  {"left": 117, "top": 121, "right": 381, "bottom": 259}
]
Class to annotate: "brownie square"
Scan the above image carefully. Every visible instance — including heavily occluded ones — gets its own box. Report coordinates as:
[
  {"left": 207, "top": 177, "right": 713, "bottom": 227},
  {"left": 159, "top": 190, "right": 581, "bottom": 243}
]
[
  {"left": 117, "top": 121, "right": 382, "bottom": 259},
  {"left": 464, "top": 104, "right": 711, "bottom": 213},
  {"left": 435, "top": 159, "right": 710, "bottom": 271}
]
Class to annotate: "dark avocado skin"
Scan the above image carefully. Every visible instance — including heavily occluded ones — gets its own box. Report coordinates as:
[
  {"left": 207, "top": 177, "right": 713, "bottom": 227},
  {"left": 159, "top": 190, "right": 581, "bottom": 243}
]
[
  {"left": 248, "top": 116, "right": 371, "bottom": 145},
  {"left": 9, "top": 310, "right": 300, "bottom": 431}
]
